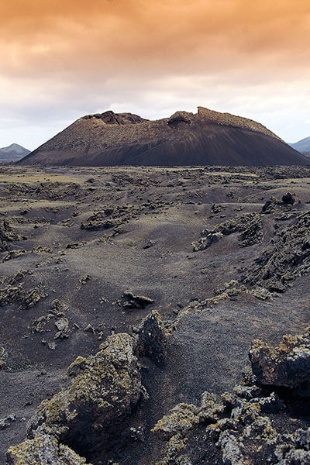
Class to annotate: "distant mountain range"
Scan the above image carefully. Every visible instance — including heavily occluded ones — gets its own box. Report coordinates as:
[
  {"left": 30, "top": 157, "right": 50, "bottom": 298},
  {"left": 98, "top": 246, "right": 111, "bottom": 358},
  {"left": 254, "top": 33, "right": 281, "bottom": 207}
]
[
  {"left": 289, "top": 137, "right": 310, "bottom": 157},
  {"left": 0, "top": 143, "right": 30, "bottom": 163},
  {"left": 19, "top": 107, "right": 307, "bottom": 167}
]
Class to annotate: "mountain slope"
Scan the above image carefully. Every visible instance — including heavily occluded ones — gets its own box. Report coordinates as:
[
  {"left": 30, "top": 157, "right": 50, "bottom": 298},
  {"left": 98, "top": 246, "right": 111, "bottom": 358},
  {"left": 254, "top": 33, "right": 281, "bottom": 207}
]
[
  {"left": 0, "top": 143, "right": 30, "bottom": 163},
  {"left": 289, "top": 136, "right": 310, "bottom": 156},
  {"left": 20, "top": 107, "right": 307, "bottom": 166}
]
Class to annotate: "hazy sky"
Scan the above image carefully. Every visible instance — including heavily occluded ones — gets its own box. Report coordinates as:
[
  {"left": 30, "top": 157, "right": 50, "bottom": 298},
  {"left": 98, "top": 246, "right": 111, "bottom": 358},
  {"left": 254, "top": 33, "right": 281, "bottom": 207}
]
[{"left": 1, "top": 0, "right": 310, "bottom": 150}]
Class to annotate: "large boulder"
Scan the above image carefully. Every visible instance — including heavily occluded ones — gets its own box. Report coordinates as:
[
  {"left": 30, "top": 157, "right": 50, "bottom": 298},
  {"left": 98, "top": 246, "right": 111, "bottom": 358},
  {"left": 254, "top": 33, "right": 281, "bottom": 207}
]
[{"left": 25, "top": 333, "right": 143, "bottom": 461}]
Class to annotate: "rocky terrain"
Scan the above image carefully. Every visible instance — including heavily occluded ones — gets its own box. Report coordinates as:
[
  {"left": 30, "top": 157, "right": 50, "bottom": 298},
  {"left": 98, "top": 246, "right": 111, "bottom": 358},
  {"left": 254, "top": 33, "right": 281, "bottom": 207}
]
[
  {"left": 19, "top": 107, "right": 307, "bottom": 166},
  {"left": 0, "top": 164, "right": 309, "bottom": 464}
]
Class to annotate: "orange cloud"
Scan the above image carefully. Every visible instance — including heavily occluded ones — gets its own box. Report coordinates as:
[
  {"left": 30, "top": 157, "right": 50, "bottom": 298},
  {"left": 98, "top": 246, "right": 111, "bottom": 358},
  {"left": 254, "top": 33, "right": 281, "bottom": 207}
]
[
  {"left": 0, "top": 0, "right": 310, "bottom": 149},
  {"left": 1, "top": 0, "right": 309, "bottom": 79}
]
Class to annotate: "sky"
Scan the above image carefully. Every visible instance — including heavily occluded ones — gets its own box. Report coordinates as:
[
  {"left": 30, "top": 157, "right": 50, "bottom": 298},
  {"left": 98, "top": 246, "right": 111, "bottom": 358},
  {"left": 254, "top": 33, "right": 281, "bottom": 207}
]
[{"left": 0, "top": 0, "right": 310, "bottom": 151}]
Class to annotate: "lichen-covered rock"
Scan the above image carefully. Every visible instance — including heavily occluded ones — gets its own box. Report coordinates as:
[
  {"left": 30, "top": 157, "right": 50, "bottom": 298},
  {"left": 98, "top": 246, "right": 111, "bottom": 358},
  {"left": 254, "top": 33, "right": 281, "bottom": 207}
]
[
  {"left": 27, "top": 333, "right": 143, "bottom": 459},
  {"left": 153, "top": 329, "right": 310, "bottom": 465},
  {"left": 152, "top": 403, "right": 199, "bottom": 440},
  {"left": 250, "top": 328, "right": 310, "bottom": 397},
  {"left": 6, "top": 434, "right": 90, "bottom": 465}
]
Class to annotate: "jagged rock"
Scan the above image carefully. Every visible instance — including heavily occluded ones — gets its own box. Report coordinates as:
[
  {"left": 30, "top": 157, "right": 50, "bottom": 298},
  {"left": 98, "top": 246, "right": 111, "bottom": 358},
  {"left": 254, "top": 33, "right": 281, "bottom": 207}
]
[
  {"left": 136, "top": 310, "right": 167, "bottom": 367},
  {"left": 82, "top": 110, "right": 147, "bottom": 125},
  {"left": 194, "top": 213, "right": 263, "bottom": 252},
  {"left": 262, "top": 199, "right": 276, "bottom": 214},
  {"left": 242, "top": 212, "right": 310, "bottom": 293},
  {"left": 19, "top": 107, "right": 306, "bottom": 167},
  {"left": 152, "top": 403, "right": 199, "bottom": 440},
  {"left": 6, "top": 434, "right": 90, "bottom": 465},
  {"left": 26, "top": 333, "right": 144, "bottom": 460},
  {"left": 0, "top": 346, "right": 7, "bottom": 369},
  {"left": 250, "top": 328, "right": 310, "bottom": 397}
]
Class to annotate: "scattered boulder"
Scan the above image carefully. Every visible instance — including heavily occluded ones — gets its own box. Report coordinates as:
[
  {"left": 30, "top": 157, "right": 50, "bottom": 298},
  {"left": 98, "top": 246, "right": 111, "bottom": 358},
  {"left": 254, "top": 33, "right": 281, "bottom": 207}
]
[
  {"left": 0, "top": 414, "right": 16, "bottom": 431},
  {"left": 0, "top": 285, "right": 46, "bottom": 309},
  {"left": 54, "top": 317, "right": 70, "bottom": 339},
  {"left": 192, "top": 232, "right": 223, "bottom": 252}
]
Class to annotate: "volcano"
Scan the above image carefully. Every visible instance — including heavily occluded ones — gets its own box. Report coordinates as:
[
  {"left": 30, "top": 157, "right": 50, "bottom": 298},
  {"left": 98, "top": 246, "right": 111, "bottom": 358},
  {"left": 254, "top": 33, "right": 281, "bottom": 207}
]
[{"left": 20, "top": 107, "right": 307, "bottom": 166}]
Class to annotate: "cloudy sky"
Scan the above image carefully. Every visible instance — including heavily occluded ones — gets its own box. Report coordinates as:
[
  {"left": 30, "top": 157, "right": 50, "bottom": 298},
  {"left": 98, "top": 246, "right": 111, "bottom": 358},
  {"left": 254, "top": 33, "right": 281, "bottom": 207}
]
[{"left": 1, "top": 0, "right": 310, "bottom": 150}]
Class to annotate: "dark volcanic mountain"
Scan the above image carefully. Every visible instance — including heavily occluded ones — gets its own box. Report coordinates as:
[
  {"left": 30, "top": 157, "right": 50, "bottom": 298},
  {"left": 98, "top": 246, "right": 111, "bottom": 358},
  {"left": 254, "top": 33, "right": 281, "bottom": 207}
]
[
  {"left": 0, "top": 143, "right": 30, "bottom": 163},
  {"left": 20, "top": 107, "right": 307, "bottom": 166}
]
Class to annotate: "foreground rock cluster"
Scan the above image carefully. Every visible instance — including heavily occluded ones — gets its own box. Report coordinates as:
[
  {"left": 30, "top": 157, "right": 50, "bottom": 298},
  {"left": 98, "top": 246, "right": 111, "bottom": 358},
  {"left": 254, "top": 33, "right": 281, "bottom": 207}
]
[
  {"left": 0, "top": 165, "right": 309, "bottom": 464},
  {"left": 7, "top": 320, "right": 310, "bottom": 465}
]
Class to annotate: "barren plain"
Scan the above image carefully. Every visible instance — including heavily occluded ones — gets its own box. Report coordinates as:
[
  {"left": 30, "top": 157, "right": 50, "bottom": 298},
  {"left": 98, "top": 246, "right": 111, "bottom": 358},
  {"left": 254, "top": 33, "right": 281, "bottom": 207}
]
[{"left": 0, "top": 164, "right": 310, "bottom": 464}]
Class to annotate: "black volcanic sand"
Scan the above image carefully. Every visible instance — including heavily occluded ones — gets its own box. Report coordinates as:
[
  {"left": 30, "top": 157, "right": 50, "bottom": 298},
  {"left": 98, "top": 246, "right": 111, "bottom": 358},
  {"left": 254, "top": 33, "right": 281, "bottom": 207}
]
[{"left": 0, "top": 165, "right": 310, "bottom": 464}]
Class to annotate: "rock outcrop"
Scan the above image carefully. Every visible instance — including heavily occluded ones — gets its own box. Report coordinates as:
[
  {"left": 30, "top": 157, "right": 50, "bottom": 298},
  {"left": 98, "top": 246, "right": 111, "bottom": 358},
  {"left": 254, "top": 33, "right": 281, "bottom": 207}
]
[
  {"left": 6, "top": 312, "right": 169, "bottom": 465},
  {"left": 250, "top": 329, "right": 310, "bottom": 398},
  {"left": 7, "top": 333, "right": 143, "bottom": 464},
  {"left": 7, "top": 318, "right": 310, "bottom": 465},
  {"left": 19, "top": 107, "right": 307, "bottom": 166}
]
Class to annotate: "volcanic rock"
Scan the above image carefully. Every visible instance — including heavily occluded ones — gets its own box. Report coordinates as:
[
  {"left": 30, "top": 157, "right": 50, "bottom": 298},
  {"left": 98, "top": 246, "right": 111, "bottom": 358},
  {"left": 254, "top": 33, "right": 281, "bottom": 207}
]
[
  {"left": 153, "top": 328, "right": 310, "bottom": 465},
  {"left": 19, "top": 107, "right": 307, "bottom": 166},
  {"left": 250, "top": 328, "right": 310, "bottom": 397},
  {"left": 19, "top": 333, "right": 144, "bottom": 463}
]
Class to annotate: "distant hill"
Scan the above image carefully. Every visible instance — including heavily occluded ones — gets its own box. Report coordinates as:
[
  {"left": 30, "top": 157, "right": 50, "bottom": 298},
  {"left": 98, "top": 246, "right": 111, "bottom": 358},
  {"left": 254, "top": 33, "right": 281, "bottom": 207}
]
[
  {"left": 0, "top": 143, "right": 31, "bottom": 163},
  {"left": 19, "top": 107, "right": 307, "bottom": 166},
  {"left": 289, "top": 137, "right": 310, "bottom": 157}
]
